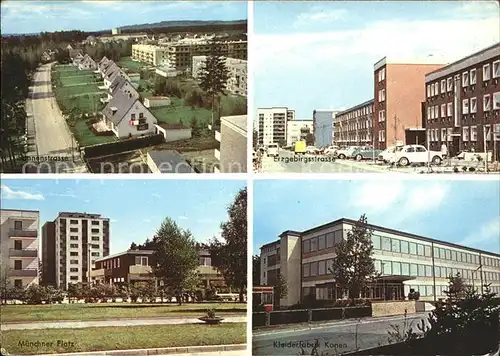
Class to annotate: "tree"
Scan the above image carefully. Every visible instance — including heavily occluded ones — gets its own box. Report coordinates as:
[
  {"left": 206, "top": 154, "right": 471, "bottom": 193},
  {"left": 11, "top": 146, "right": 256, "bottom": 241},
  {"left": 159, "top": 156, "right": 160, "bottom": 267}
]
[
  {"left": 152, "top": 217, "right": 199, "bottom": 305},
  {"left": 330, "top": 214, "right": 376, "bottom": 303},
  {"left": 305, "top": 133, "right": 315, "bottom": 146},
  {"left": 445, "top": 272, "right": 468, "bottom": 300},
  {"left": 130, "top": 242, "right": 138, "bottom": 250},
  {"left": 252, "top": 255, "right": 261, "bottom": 287},
  {"left": 209, "top": 187, "right": 247, "bottom": 302},
  {"left": 190, "top": 117, "right": 200, "bottom": 137},
  {"left": 274, "top": 273, "right": 288, "bottom": 309},
  {"left": 197, "top": 39, "right": 229, "bottom": 131},
  {"left": 0, "top": 267, "right": 13, "bottom": 304}
]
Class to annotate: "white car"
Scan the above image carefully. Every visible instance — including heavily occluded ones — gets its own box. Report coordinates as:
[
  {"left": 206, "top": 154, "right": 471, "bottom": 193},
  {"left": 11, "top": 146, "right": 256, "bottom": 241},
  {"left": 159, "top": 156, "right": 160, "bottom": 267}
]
[
  {"left": 267, "top": 143, "right": 279, "bottom": 157},
  {"left": 324, "top": 145, "right": 340, "bottom": 155},
  {"left": 306, "top": 146, "right": 319, "bottom": 155},
  {"left": 336, "top": 146, "right": 359, "bottom": 159},
  {"left": 378, "top": 145, "right": 403, "bottom": 163},
  {"left": 390, "top": 145, "right": 443, "bottom": 166}
]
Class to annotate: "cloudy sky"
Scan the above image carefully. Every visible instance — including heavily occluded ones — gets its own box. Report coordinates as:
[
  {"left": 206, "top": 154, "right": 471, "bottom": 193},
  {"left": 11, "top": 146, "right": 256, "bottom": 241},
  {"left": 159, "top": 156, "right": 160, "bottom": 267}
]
[
  {"left": 252, "top": 0, "right": 500, "bottom": 118},
  {"left": 1, "top": 1, "right": 247, "bottom": 34},
  {"left": 1, "top": 179, "right": 246, "bottom": 254},
  {"left": 253, "top": 179, "right": 500, "bottom": 255}
]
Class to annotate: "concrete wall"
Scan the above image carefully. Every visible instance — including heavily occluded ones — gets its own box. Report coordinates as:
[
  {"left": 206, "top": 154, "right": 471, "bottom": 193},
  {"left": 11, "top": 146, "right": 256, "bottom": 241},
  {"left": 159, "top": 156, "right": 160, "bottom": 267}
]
[
  {"left": 220, "top": 122, "right": 247, "bottom": 173},
  {"left": 372, "top": 300, "right": 416, "bottom": 317},
  {"left": 280, "top": 234, "right": 301, "bottom": 306}
]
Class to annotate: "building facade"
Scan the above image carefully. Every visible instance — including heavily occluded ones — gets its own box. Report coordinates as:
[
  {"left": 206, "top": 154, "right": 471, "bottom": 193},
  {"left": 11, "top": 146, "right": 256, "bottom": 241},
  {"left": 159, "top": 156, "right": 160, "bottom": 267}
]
[
  {"left": 286, "top": 119, "right": 314, "bottom": 146},
  {"left": 192, "top": 56, "right": 247, "bottom": 96},
  {"left": 0, "top": 209, "right": 40, "bottom": 289},
  {"left": 256, "top": 107, "right": 295, "bottom": 146},
  {"left": 42, "top": 212, "right": 110, "bottom": 290},
  {"left": 215, "top": 115, "right": 247, "bottom": 173},
  {"left": 313, "top": 110, "right": 338, "bottom": 147},
  {"left": 333, "top": 100, "right": 374, "bottom": 146},
  {"left": 373, "top": 57, "right": 444, "bottom": 149},
  {"left": 424, "top": 43, "right": 500, "bottom": 158},
  {"left": 132, "top": 45, "right": 168, "bottom": 66},
  {"left": 260, "top": 218, "right": 500, "bottom": 306}
]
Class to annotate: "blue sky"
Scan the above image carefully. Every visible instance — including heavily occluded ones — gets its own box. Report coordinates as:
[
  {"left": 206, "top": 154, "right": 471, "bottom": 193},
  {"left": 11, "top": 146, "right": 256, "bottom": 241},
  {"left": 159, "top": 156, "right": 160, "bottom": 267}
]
[
  {"left": 253, "top": 179, "right": 500, "bottom": 255},
  {"left": 1, "top": 1, "right": 247, "bottom": 34},
  {"left": 1, "top": 179, "right": 246, "bottom": 254},
  {"left": 253, "top": 0, "right": 500, "bottom": 118}
]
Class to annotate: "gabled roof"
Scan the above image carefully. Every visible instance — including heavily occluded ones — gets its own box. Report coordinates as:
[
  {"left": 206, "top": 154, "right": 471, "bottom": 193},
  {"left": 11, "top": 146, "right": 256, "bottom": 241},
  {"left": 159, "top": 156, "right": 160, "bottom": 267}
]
[
  {"left": 104, "top": 63, "right": 120, "bottom": 79},
  {"left": 99, "top": 56, "right": 109, "bottom": 65},
  {"left": 108, "top": 68, "right": 127, "bottom": 83},
  {"left": 109, "top": 75, "right": 128, "bottom": 94},
  {"left": 102, "top": 89, "right": 136, "bottom": 125}
]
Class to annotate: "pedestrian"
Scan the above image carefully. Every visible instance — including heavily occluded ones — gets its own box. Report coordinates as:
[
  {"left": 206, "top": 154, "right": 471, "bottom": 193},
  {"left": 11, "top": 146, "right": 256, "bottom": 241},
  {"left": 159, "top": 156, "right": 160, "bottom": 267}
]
[{"left": 441, "top": 142, "right": 448, "bottom": 158}]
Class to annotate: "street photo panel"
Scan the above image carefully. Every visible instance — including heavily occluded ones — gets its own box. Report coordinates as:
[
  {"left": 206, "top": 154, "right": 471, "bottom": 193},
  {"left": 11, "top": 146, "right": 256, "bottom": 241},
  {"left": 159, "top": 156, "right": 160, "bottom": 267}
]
[
  {"left": 0, "top": 179, "right": 248, "bottom": 356},
  {"left": 1, "top": 1, "right": 248, "bottom": 174},
  {"left": 253, "top": 179, "right": 500, "bottom": 355},
  {"left": 252, "top": 0, "right": 500, "bottom": 174}
]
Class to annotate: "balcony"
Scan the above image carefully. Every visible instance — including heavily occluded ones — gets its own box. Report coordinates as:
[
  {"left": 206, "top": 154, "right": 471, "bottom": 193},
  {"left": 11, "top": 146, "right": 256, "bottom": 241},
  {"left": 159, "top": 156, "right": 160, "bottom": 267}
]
[
  {"left": 9, "top": 229, "right": 37, "bottom": 239},
  {"left": 9, "top": 248, "right": 37, "bottom": 258},
  {"left": 215, "top": 130, "right": 221, "bottom": 142},
  {"left": 214, "top": 149, "right": 221, "bottom": 161},
  {"left": 90, "top": 269, "right": 105, "bottom": 277},
  {"left": 129, "top": 265, "right": 152, "bottom": 275},
  {"left": 8, "top": 268, "right": 38, "bottom": 277}
]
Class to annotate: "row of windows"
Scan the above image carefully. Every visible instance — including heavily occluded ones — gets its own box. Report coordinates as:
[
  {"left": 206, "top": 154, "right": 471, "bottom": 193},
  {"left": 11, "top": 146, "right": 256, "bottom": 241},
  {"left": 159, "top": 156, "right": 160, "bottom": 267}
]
[
  {"left": 302, "top": 231, "right": 343, "bottom": 254},
  {"left": 68, "top": 227, "right": 101, "bottom": 233},
  {"left": 302, "top": 259, "right": 334, "bottom": 277},
  {"left": 428, "top": 94, "right": 500, "bottom": 119},
  {"left": 409, "top": 284, "right": 500, "bottom": 297},
  {"left": 427, "top": 60, "right": 500, "bottom": 99},
  {"left": 103, "top": 258, "right": 121, "bottom": 269},
  {"left": 69, "top": 219, "right": 100, "bottom": 225},
  {"left": 337, "top": 106, "right": 373, "bottom": 121},
  {"left": 427, "top": 124, "right": 500, "bottom": 143}
]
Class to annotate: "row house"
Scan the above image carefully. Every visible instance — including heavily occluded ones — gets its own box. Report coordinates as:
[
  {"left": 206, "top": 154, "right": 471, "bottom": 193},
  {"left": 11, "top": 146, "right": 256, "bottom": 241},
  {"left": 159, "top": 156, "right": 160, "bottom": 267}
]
[{"left": 78, "top": 54, "right": 97, "bottom": 71}]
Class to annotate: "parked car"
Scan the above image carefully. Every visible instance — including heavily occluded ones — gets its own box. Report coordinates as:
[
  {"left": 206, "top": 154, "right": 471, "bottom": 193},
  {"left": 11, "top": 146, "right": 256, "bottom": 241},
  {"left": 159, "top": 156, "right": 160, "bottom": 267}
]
[
  {"left": 336, "top": 146, "right": 359, "bottom": 159},
  {"left": 267, "top": 143, "right": 279, "bottom": 157},
  {"left": 306, "top": 146, "right": 319, "bottom": 155},
  {"left": 350, "top": 147, "right": 383, "bottom": 161},
  {"left": 324, "top": 145, "right": 340, "bottom": 155},
  {"left": 390, "top": 145, "right": 443, "bottom": 166},
  {"left": 377, "top": 145, "right": 403, "bottom": 163}
]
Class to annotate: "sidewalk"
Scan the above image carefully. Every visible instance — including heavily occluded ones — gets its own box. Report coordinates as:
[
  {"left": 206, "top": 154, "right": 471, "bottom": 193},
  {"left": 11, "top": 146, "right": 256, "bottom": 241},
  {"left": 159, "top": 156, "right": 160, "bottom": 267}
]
[{"left": 2, "top": 316, "right": 247, "bottom": 330}]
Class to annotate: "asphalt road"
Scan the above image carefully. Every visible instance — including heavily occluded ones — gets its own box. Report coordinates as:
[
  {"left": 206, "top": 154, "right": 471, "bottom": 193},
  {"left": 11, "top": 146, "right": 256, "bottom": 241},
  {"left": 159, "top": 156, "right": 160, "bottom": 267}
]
[
  {"left": 252, "top": 313, "right": 430, "bottom": 355},
  {"left": 28, "top": 63, "right": 87, "bottom": 173}
]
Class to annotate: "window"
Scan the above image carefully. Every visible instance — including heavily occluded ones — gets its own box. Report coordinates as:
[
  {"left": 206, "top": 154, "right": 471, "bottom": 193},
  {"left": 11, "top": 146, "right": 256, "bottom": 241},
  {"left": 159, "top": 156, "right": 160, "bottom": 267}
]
[
  {"left": 70, "top": 268, "right": 78, "bottom": 272},
  {"left": 92, "top": 236, "right": 99, "bottom": 241},
  {"left": 441, "top": 128, "right": 447, "bottom": 141},
  {"left": 424, "top": 246, "right": 431, "bottom": 257},
  {"left": 70, "top": 236, "right": 78, "bottom": 241},
  {"left": 447, "top": 128, "right": 453, "bottom": 142},
  {"left": 303, "top": 264, "right": 310, "bottom": 277},
  {"left": 326, "top": 259, "right": 333, "bottom": 274},
  {"left": 434, "top": 105, "right": 439, "bottom": 118},
  {"left": 391, "top": 239, "right": 400, "bottom": 253},
  {"left": 494, "top": 60, "right": 500, "bottom": 78},
  {"left": 382, "top": 261, "right": 392, "bottom": 275},
  {"left": 379, "top": 89, "right": 386, "bottom": 102},
  {"left": 410, "top": 264, "right": 418, "bottom": 276},
  {"left": 326, "top": 233, "right": 334, "bottom": 248},
  {"left": 382, "top": 237, "right": 391, "bottom": 251},
  {"left": 70, "top": 260, "right": 78, "bottom": 264},
  {"left": 435, "top": 266, "right": 441, "bottom": 278},
  {"left": 434, "top": 82, "right": 439, "bottom": 95},
  {"left": 451, "top": 250, "right": 457, "bottom": 261},
  {"left": 430, "top": 83, "right": 435, "bottom": 97},
  {"left": 70, "top": 219, "right": 78, "bottom": 224},
  {"left": 447, "top": 77, "right": 453, "bottom": 91},
  {"left": 91, "top": 228, "right": 99, "bottom": 233},
  {"left": 378, "top": 130, "right": 385, "bottom": 142},
  {"left": 462, "top": 72, "right": 469, "bottom": 87},
  {"left": 378, "top": 68, "right": 385, "bottom": 82},
  {"left": 131, "top": 113, "right": 136, "bottom": 120},
  {"left": 440, "top": 79, "right": 446, "bottom": 93},
  {"left": 310, "top": 237, "right": 318, "bottom": 252},
  {"left": 439, "top": 248, "right": 446, "bottom": 259},
  {"left": 70, "top": 276, "right": 78, "bottom": 281},
  {"left": 379, "top": 110, "right": 385, "bottom": 122},
  {"left": 310, "top": 261, "right": 318, "bottom": 276},
  {"left": 334, "top": 231, "right": 343, "bottom": 244},
  {"left": 409, "top": 242, "right": 417, "bottom": 255},
  {"left": 401, "top": 240, "right": 409, "bottom": 254},
  {"left": 318, "top": 235, "right": 325, "bottom": 250},
  {"left": 70, "top": 252, "right": 78, "bottom": 256},
  {"left": 401, "top": 263, "right": 410, "bottom": 275},
  {"left": 70, "top": 243, "right": 78, "bottom": 248},
  {"left": 462, "top": 99, "right": 469, "bottom": 114},
  {"left": 441, "top": 266, "right": 446, "bottom": 277},
  {"left": 91, "top": 221, "right": 99, "bottom": 225},
  {"left": 447, "top": 102, "right": 452, "bottom": 117},
  {"left": 470, "top": 126, "right": 477, "bottom": 142},
  {"left": 14, "top": 279, "right": 23, "bottom": 288},
  {"left": 434, "top": 247, "right": 439, "bottom": 258},
  {"left": 418, "top": 264, "right": 425, "bottom": 276},
  {"left": 139, "top": 113, "right": 144, "bottom": 119},
  {"left": 318, "top": 260, "right": 326, "bottom": 275},
  {"left": 470, "top": 68, "right": 477, "bottom": 85},
  {"left": 483, "top": 64, "right": 491, "bottom": 81},
  {"left": 426, "top": 85, "right": 431, "bottom": 98},
  {"left": 445, "top": 249, "right": 451, "bottom": 260},
  {"left": 484, "top": 94, "right": 492, "bottom": 111},
  {"left": 14, "top": 260, "right": 22, "bottom": 270},
  {"left": 463, "top": 126, "right": 469, "bottom": 141},
  {"left": 427, "top": 106, "right": 431, "bottom": 120},
  {"left": 493, "top": 92, "right": 500, "bottom": 110},
  {"left": 70, "top": 227, "right": 78, "bottom": 232},
  {"left": 430, "top": 106, "right": 435, "bottom": 119},
  {"left": 441, "top": 104, "right": 446, "bottom": 117},
  {"left": 393, "top": 262, "right": 401, "bottom": 275},
  {"left": 375, "top": 260, "right": 382, "bottom": 273},
  {"left": 425, "top": 265, "right": 433, "bottom": 277},
  {"left": 417, "top": 244, "right": 424, "bottom": 256},
  {"left": 372, "top": 235, "right": 381, "bottom": 249},
  {"left": 303, "top": 240, "right": 310, "bottom": 253}
]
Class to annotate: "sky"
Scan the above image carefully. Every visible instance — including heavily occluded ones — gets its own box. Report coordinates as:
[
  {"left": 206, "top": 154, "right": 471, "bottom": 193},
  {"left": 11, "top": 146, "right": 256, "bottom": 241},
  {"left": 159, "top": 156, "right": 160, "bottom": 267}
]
[
  {"left": 253, "top": 179, "right": 500, "bottom": 255},
  {"left": 1, "top": 179, "right": 246, "bottom": 254},
  {"left": 0, "top": 1, "right": 247, "bottom": 34},
  {"left": 253, "top": 0, "right": 500, "bottom": 118}
]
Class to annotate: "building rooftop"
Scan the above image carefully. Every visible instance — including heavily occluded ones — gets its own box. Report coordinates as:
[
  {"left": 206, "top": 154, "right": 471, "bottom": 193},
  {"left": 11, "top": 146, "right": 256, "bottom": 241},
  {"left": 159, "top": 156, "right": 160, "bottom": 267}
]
[
  {"left": 156, "top": 123, "right": 187, "bottom": 130},
  {"left": 221, "top": 115, "right": 247, "bottom": 134},
  {"left": 374, "top": 55, "right": 448, "bottom": 71},
  {"left": 57, "top": 212, "right": 106, "bottom": 219},
  {"left": 147, "top": 150, "right": 196, "bottom": 173},
  {"left": 94, "top": 249, "right": 154, "bottom": 262}
]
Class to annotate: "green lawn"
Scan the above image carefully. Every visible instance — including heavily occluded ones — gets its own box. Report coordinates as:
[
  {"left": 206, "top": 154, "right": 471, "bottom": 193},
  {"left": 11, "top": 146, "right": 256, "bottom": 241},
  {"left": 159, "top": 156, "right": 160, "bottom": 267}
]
[
  {"left": 0, "top": 323, "right": 246, "bottom": 355},
  {"left": 69, "top": 119, "right": 116, "bottom": 147},
  {"left": 0, "top": 303, "right": 247, "bottom": 323},
  {"left": 59, "top": 74, "right": 97, "bottom": 86},
  {"left": 150, "top": 97, "right": 212, "bottom": 126},
  {"left": 118, "top": 56, "right": 148, "bottom": 71}
]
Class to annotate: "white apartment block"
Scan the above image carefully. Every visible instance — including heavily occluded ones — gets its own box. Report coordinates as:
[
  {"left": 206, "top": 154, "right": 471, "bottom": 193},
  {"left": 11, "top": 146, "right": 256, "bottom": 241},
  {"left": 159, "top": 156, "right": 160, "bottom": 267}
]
[
  {"left": 192, "top": 56, "right": 247, "bottom": 97},
  {"left": 0, "top": 209, "right": 40, "bottom": 289},
  {"left": 48, "top": 212, "right": 110, "bottom": 290},
  {"left": 257, "top": 107, "right": 296, "bottom": 146},
  {"left": 261, "top": 218, "right": 500, "bottom": 306},
  {"left": 132, "top": 44, "right": 168, "bottom": 66},
  {"left": 286, "top": 119, "right": 313, "bottom": 146}
]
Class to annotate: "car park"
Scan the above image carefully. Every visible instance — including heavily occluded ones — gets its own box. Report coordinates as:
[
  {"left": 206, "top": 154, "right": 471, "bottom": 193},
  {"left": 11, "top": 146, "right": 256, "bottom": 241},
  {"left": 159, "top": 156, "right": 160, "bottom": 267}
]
[
  {"left": 350, "top": 147, "right": 383, "bottom": 161},
  {"left": 390, "top": 144, "right": 443, "bottom": 166},
  {"left": 336, "top": 146, "right": 359, "bottom": 159},
  {"left": 377, "top": 145, "right": 403, "bottom": 163}
]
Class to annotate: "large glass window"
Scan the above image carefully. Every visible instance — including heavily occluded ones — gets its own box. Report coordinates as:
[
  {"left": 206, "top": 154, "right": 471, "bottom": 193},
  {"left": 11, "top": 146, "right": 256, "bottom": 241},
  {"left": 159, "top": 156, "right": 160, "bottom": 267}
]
[
  {"left": 382, "top": 261, "right": 392, "bottom": 275},
  {"left": 310, "top": 238, "right": 318, "bottom": 252},
  {"left": 426, "top": 285, "right": 433, "bottom": 296},
  {"left": 382, "top": 237, "right": 391, "bottom": 251},
  {"left": 401, "top": 263, "right": 410, "bottom": 276},
  {"left": 303, "top": 264, "right": 310, "bottom": 277},
  {"left": 318, "top": 260, "right": 326, "bottom": 275},
  {"left": 451, "top": 250, "right": 457, "bottom": 261},
  {"left": 393, "top": 262, "right": 401, "bottom": 275},
  {"left": 375, "top": 260, "right": 382, "bottom": 273},
  {"left": 474, "top": 255, "right": 479, "bottom": 264},
  {"left": 467, "top": 254, "right": 472, "bottom": 263},
  {"left": 334, "top": 230, "right": 343, "bottom": 244},
  {"left": 419, "top": 285, "right": 426, "bottom": 295},
  {"left": 326, "top": 233, "right": 334, "bottom": 248},
  {"left": 303, "top": 240, "right": 310, "bottom": 253},
  {"left": 392, "top": 239, "right": 401, "bottom": 253},
  {"left": 326, "top": 259, "right": 334, "bottom": 274},
  {"left": 310, "top": 262, "right": 318, "bottom": 276},
  {"left": 417, "top": 244, "right": 424, "bottom": 256},
  {"left": 457, "top": 252, "right": 462, "bottom": 262},
  {"left": 418, "top": 264, "right": 425, "bottom": 276},
  {"left": 424, "top": 246, "right": 431, "bottom": 257},
  {"left": 435, "top": 266, "right": 441, "bottom": 277},
  {"left": 372, "top": 235, "right": 381, "bottom": 250},
  {"left": 410, "top": 264, "right": 418, "bottom": 276},
  {"left": 425, "top": 265, "right": 433, "bottom": 277},
  {"left": 401, "top": 241, "right": 409, "bottom": 254},
  {"left": 410, "top": 242, "right": 417, "bottom": 255},
  {"left": 446, "top": 267, "right": 452, "bottom": 277},
  {"left": 439, "top": 248, "right": 446, "bottom": 259},
  {"left": 446, "top": 249, "right": 451, "bottom": 260},
  {"left": 318, "top": 235, "right": 326, "bottom": 250},
  {"left": 434, "top": 247, "right": 439, "bottom": 258}
]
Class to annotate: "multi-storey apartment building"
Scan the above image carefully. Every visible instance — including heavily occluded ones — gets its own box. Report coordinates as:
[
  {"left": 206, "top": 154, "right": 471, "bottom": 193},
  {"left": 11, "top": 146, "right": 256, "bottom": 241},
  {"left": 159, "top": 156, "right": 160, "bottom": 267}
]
[
  {"left": 0, "top": 209, "right": 40, "bottom": 289},
  {"left": 192, "top": 56, "right": 247, "bottom": 96},
  {"left": 42, "top": 212, "right": 110, "bottom": 290},
  {"left": 257, "top": 107, "right": 295, "bottom": 146},
  {"left": 373, "top": 57, "right": 444, "bottom": 149},
  {"left": 424, "top": 43, "right": 500, "bottom": 158},
  {"left": 214, "top": 115, "right": 247, "bottom": 173},
  {"left": 333, "top": 100, "right": 374, "bottom": 146},
  {"left": 286, "top": 119, "right": 313, "bottom": 146},
  {"left": 313, "top": 110, "right": 339, "bottom": 147},
  {"left": 131, "top": 44, "right": 168, "bottom": 66},
  {"left": 260, "top": 218, "right": 500, "bottom": 306}
]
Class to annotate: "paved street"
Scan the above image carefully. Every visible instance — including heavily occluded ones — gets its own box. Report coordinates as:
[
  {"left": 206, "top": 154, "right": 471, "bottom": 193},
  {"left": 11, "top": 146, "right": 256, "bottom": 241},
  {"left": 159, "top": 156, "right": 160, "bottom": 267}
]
[
  {"left": 27, "top": 63, "right": 87, "bottom": 173},
  {"left": 252, "top": 313, "right": 430, "bottom": 355},
  {"left": 2, "top": 316, "right": 247, "bottom": 330}
]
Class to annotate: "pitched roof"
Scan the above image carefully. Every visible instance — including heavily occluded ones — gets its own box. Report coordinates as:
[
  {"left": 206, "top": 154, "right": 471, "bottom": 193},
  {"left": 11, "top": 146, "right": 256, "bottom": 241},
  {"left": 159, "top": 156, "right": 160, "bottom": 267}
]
[
  {"left": 104, "top": 63, "right": 120, "bottom": 79},
  {"left": 102, "top": 89, "right": 136, "bottom": 125},
  {"left": 109, "top": 75, "right": 128, "bottom": 94}
]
